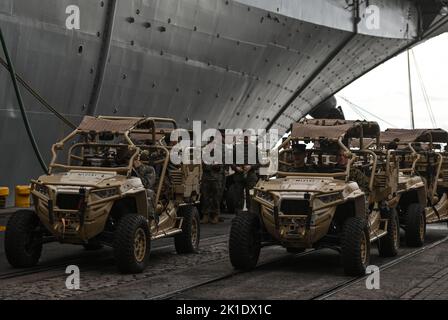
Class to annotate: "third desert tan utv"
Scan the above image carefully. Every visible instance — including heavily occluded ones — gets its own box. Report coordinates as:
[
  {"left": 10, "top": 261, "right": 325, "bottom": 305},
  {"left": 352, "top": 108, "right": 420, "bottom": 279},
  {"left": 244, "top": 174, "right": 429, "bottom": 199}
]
[
  {"left": 5, "top": 116, "right": 201, "bottom": 273},
  {"left": 379, "top": 128, "right": 448, "bottom": 247},
  {"left": 229, "top": 119, "right": 401, "bottom": 276}
]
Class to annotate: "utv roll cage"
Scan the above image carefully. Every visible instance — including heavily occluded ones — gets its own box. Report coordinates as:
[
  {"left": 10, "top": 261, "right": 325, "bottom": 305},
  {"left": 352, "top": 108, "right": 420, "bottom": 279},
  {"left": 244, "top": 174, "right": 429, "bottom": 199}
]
[
  {"left": 379, "top": 128, "right": 448, "bottom": 200},
  {"left": 276, "top": 119, "right": 380, "bottom": 191},
  {"left": 49, "top": 116, "right": 179, "bottom": 173}
]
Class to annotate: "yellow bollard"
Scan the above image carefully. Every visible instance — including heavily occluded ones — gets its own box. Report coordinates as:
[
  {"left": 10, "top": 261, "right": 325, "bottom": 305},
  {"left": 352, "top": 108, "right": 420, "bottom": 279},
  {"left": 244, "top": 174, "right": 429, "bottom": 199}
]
[
  {"left": 15, "top": 185, "right": 31, "bottom": 208},
  {"left": 0, "top": 187, "right": 9, "bottom": 209}
]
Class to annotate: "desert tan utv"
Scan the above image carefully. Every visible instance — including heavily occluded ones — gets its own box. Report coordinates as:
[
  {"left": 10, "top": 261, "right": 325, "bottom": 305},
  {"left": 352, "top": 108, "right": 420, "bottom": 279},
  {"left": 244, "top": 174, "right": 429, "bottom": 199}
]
[
  {"left": 229, "top": 119, "right": 401, "bottom": 276},
  {"left": 4, "top": 116, "right": 202, "bottom": 273},
  {"left": 379, "top": 128, "right": 448, "bottom": 247}
]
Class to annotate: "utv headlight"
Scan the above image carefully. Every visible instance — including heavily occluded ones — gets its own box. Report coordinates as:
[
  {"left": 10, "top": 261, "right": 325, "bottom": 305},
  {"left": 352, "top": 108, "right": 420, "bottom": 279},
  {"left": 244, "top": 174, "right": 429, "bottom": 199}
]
[
  {"left": 91, "top": 188, "right": 119, "bottom": 199},
  {"left": 256, "top": 190, "right": 274, "bottom": 204},
  {"left": 34, "top": 184, "right": 49, "bottom": 198}
]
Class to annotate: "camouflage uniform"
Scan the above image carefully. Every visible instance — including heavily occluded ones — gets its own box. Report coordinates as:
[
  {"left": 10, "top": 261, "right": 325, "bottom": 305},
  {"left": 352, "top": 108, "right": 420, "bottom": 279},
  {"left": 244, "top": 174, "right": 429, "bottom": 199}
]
[
  {"left": 231, "top": 140, "right": 260, "bottom": 211},
  {"left": 349, "top": 167, "right": 370, "bottom": 194},
  {"left": 136, "top": 164, "right": 156, "bottom": 190},
  {"left": 135, "top": 163, "right": 157, "bottom": 222},
  {"left": 287, "top": 158, "right": 312, "bottom": 173},
  {"left": 232, "top": 168, "right": 259, "bottom": 211},
  {"left": 201, "top": 164, "right": 226, "bottom": 224},
  {"left": 279, "top": 151, "right": 293, "bottom": 172}
]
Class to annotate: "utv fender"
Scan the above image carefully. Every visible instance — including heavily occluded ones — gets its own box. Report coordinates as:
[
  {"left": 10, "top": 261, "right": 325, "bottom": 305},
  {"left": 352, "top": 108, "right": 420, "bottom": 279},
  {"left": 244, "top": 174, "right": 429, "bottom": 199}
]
[
  {"left": 334, "top": 197, "right": 366, "bottom": 224},
  {"left": 134, "top": 191, "right": 150, "bottom": 218},
  {"left": 110, "top": 197, "right": 145, "bottom": 220},
  {"left": 399, "top": 188, "right": 426, "bottom": 210},
  {"left": 353, "top": 196, "right": 367, "bottom": 219}
]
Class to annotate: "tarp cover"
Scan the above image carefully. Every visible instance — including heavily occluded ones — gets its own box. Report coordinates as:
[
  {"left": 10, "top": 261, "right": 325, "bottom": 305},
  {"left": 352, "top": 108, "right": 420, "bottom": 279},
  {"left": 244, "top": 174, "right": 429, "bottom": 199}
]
[
  {"left": 78, "top": 116, "right": 140, "bottom": 133},
  {"left": 291, "top": 119, "right": 380, "bottom": 140},
  {"left": 381, "top": 129, "right": 448, "bottom": 143}
]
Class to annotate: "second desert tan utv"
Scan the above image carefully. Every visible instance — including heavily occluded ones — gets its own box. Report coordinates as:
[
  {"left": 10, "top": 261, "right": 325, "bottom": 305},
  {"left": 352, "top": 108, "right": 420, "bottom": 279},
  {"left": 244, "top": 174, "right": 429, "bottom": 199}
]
[
  {"left": 229, "top": 119, "right": 401, "bottom": 276},
  {"left": 5, "top": 116, "right": 202, "bottom": 273},
  {"left": 379, "top": 128, "right": 448, "bottom": 247}
]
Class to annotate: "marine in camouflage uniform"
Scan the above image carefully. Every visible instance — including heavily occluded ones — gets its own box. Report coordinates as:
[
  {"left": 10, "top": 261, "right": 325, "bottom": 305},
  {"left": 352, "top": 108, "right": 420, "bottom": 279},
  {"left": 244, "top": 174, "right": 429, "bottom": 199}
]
[
  {"left": 232, "top": 165, "right": 259, "bottom": 211},
  {"left": 335, "top": 148, "right": 370, "bottom": 194},
  {"left": 201, "top": 163, "right": 226, "bottom": 224},
  {"left": 134, "top": 151, "right": 158, "bottom": 223},
  {"left": 201, "top": 135, "right": 226, "bottom": 224},
  {"left": 231, "top": 137, "right": 260, "bottom": 211},
  {"left": 287, "top": 143, "right": 309, "bottom": 173}
]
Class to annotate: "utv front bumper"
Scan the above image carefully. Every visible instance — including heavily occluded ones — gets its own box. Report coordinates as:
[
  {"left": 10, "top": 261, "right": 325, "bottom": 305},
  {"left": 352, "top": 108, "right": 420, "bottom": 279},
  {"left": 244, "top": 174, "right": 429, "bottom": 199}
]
[{"left": 31, "top": 185, "right": 114, "bottom": 243}]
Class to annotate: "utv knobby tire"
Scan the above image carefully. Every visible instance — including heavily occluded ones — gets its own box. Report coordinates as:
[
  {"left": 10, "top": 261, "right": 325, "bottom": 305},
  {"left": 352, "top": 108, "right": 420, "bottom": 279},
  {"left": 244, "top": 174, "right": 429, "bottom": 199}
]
[
  {"left": 175, "top": 206, "right": 200, "bottom": 254},
  {"left": 114, "top": 214, "right": 150, "bottom": 274},
  {"left": 5, "top": 210, "right": 43, "bottom": 268},
  {"left": 341, "top": 217, "right": 370, "bottom": 276},
  {"left": 405, "top": 203, "right": 426, "bottom": 247},
  {"left": 229, "top": 212, "right": 261, "bottom": 270},
  {"left": 378, "top": 209, "right": 400, "bottom": 257}
]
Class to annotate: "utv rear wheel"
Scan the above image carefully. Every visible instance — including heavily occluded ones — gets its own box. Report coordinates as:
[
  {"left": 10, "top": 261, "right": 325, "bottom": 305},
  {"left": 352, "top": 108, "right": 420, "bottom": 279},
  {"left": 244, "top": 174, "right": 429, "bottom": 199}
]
[
  {"left": 405, "top": 204, "right": 426, "bottom": 247},
  {"left": 378, "top": 209, "right": 400, "bottom": 257},
  {"left": 341, "top": 217, "right": 370, "bottom": 276},
  {"left": 229, "top": 212, "right": 261, "bottom": 270},
  {"left": 175, "top": 206, "right": 200, "bottom": 254},
  {"left": 114, "top": 214, "right": 150, "bottom": 274},
  {"left": 5, "top": 210, "right": 43, "bottom": 268}
]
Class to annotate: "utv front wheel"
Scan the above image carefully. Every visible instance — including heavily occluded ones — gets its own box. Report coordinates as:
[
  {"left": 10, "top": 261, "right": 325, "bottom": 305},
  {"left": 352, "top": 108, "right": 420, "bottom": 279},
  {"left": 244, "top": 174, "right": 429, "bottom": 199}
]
[
  {"left": 114, "top": 214, "right": 150, "bottom": 274},
  {"left": 229, "top": 212, "right": 261, "bottom": 270},
  {"left": 405, "top": 203, "right": 426, "bottom": 247},
  {"left": 5, "top": 210, "right": 43, "bottom": 268},
  {"left": 341, "top": 217, "right": 370, "bottom": 276},
  {"left": 175, "top": 206, "right": 200, "bottom": 254},
  {"left": 378, "top": 209, "right": 400, "bottom": 257}
]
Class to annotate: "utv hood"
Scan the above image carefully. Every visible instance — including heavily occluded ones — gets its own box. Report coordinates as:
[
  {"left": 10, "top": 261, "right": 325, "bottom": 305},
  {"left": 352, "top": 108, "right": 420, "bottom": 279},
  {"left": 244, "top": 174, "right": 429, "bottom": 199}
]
[
  {"left": 258, "top": 177, "right": 361, "bottom": 198},
  {"left": 36, "top": 170, "right": 126, "bottom": 188}
]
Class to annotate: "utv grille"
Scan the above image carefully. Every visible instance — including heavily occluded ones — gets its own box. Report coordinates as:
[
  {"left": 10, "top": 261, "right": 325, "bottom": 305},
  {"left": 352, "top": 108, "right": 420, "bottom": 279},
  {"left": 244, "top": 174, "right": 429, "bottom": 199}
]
[
  {"left": 56, "top": 194, "right": 81, "bottom": 210},
  {"left": 280, "top": 200, "right": 310, "bottom": 215}
]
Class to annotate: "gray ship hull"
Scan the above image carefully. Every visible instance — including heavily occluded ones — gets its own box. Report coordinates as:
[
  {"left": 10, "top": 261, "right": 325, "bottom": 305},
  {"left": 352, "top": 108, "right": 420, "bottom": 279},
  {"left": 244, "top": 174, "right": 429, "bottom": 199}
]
[{"left": 0, "top": 0, "right": 446, "bottom": 204}]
